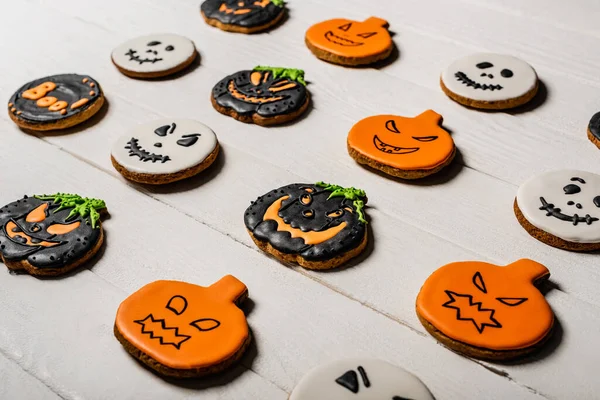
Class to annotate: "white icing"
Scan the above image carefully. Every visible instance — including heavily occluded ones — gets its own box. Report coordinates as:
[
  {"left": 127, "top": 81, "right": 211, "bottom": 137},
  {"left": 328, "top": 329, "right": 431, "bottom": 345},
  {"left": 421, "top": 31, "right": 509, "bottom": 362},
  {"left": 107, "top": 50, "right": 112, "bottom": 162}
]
[
  {"left": 517, "top": 170, "right": 600, "bottom": 243},
  {"left": 111, "top": 34, "right": 196, "bottom": 73},
  {"left": 111, "top": 119, "right": 218, "bottom": 175},
  {"left": 289, "top": 358, "right": 434, "bottom": 400},
  {"left": 441, "top": 53, "right": 537, "bottom": 102}
]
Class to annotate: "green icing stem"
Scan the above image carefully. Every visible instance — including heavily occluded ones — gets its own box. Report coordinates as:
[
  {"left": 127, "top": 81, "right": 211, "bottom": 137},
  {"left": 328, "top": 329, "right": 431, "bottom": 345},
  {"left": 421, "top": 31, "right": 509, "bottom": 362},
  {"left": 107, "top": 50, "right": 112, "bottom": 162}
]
[
  {"left": 253, "top": 66, "right": 306, "bottom": 86},
  {"left": 315, "top": 182, "right": 368, "bottom": 224},
  {"left": 34, "top": 193, "right": 106, "bottom": 229},
  {"left": 271, "top": 0, "right": 285, "bottom": 6}
]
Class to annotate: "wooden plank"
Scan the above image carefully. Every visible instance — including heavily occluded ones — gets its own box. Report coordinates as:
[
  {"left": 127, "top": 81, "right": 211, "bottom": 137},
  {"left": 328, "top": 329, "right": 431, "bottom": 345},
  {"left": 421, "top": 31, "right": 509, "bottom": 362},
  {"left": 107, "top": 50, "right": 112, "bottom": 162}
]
[{"left": 0, "top": 353, "right": 61, "bottom": 400}]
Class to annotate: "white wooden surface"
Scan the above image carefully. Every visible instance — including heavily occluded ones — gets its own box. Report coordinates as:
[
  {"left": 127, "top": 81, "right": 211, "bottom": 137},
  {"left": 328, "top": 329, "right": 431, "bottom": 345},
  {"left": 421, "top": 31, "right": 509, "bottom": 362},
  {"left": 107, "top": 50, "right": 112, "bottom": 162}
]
[{"left": 1, "top": 0, "right": 599, "bottom": 399}]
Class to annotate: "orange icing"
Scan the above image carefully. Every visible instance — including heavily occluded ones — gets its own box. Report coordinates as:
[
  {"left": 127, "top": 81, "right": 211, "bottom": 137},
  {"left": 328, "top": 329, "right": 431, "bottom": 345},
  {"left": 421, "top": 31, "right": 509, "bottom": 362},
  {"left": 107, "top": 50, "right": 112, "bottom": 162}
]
[
  {"left": 26, "top": 203, "right": 48, "bottom": 222},
  {"left": 47, "top": 221, "right": 80, "bottom": 235},
  {"left": 48, "top": 101, "right": 68, "bottom": 112},
  {"left": 5, "top": 221, "right": 59, "bottom": 248},
  {"left": 115, "top": 276, "right": 249, "bottom": 369},
  {"left": 347, "top": 110, "right": 455, "bottom": 170},
  {"left": 263, "top": 196, "right": 347, "bottom": 245},
  {"left": 305, "top": 17, "right": 391, "bottom": 58},
  {"left": 22, "top": 82, "right": 56, "bottom": 100},
  {"left": 70, "top": 98, "right": 89, "bottom": 109},
  {"left": 36, "top": 96, "right": 58, "bottom": 107},
  {"left": 227, "top": 80, "right": 283, "bottom": 103},
  {"left": 416, "top": 259, "right": 554, "bottom": 350}
]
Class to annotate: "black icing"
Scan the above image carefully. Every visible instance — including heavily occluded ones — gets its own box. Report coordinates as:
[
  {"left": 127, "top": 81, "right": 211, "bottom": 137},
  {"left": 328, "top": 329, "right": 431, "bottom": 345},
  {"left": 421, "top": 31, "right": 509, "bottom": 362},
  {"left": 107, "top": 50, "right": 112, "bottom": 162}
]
[
  {"left": 454, "top": 72, "right": 503, "bottom": 91},
  {"left": 0, "top": 196, "right": 100, "bottom": 269},
  {"left": 588, "top": 111, "right": 600, "bottom": 141},
  {"left": 212, "top": 69, "right": 307, "bottom": 118},
  {"left": 244, "top": 184, "right": 367, "bottom": 261},
  {"left": 201, "top": 0, "right": 284, "bottom": 28},
  {"left": 8, "top": 74, "right": 100, "bottom": 123},
  {"left": 539, "top": 197, "right": 599, "bottom": 226}
]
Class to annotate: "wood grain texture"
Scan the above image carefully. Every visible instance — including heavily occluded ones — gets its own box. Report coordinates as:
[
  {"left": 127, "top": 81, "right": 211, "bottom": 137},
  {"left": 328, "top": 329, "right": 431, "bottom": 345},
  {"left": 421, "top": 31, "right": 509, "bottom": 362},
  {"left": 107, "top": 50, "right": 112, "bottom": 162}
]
[{"left": 1, "top": 0, "right": 599, "bottom": 398}]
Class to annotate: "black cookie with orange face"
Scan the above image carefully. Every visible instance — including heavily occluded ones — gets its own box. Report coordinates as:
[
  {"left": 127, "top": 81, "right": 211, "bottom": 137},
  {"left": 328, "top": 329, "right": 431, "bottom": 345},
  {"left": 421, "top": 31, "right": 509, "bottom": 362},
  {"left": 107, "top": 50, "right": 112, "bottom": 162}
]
[
  {"left": 211, "top": 66, "right": 309, "bottom": 126},
  {"left": 0, "top": 193, "right": 107, "bottom": 276},
  {"left": 201, "top": 0, "right": 285, "bottom": 33},
  {"left": 244, "top": 182, "right": 368, "bottom": 269}
]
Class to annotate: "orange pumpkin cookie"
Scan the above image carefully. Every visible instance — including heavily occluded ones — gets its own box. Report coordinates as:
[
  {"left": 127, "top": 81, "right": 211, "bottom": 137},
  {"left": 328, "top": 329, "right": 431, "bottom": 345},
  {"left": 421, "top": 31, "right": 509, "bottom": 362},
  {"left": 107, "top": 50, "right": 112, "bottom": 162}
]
[
  {"left": 114, "top": 276, "right": 251, "bottom": 378},
  {"left": 347, "top": 110, "right": 456, "bottom": 179},
  {"left": 416, "top": 259, "right": 554, "bottom": 361},
  {"left": 305, "top": 17, "right": 393, "bottom": 66}
]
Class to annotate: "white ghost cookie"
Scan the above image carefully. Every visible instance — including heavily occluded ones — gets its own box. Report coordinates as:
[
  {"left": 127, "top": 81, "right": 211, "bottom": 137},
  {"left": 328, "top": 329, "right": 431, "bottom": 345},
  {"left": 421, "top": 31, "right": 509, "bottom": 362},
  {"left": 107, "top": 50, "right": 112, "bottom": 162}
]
[
  {"left": 111, "top": 34, "right": 197, "bottom": 78},
  {"left": 515, "top": 170, "right": 600, "bottom": 251},
  {"left": 441, "top": 53, "right": 538, "bottom": 110},
  {"left": 290, "top": 359, "right": 434, "bottom": 400},
  {"left": 111, "top": 119, "right": 219, "bottom": 185}
]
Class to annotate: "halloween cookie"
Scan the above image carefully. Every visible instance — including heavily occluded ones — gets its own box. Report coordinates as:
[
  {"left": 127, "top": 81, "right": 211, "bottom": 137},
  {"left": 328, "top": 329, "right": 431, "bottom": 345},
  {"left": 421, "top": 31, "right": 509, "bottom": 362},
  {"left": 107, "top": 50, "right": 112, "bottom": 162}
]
[
  {"left": 111, "top": 34, "right": 197, "bottom": 79},
  {"left": 441, "top": 53, "right": 538, "bottom": 110},
  {"left": 348, "top": 110, "right": 456, "bottom": 179},
  {"left": 515, "top": 170, "right": 600, "bottom": 251},
  {"left": 0, "top": 193, "right": 107, "bottom": 276},
  {"left": 305, "top": 17, "right": 393, "bottom": 66},
  {"left": 8, "top": 74, "right": 104, "bottom": 131},
  {"left": 587, "top": 111, "right": 600, "bottom": 150},
  {"left": 111, "top": 119, "right": 219, "bottom": 185},
  {"left": 114, "top": 275, "right": 250, "bottom": 378},
  {"left": 211, "top": 66, "right": 309, "bottom": 126},
  {"left": 416, "top": 259, "right": 554, "bottom": 361},
  {"left": 200, "top": 0, "right": 285, "bottom": 34},
  {"left": 290, "top": 358, "right": 434, "bottom": 400},
  {"left": 244, "top": 182, "right": 368, "bottom": 270}
]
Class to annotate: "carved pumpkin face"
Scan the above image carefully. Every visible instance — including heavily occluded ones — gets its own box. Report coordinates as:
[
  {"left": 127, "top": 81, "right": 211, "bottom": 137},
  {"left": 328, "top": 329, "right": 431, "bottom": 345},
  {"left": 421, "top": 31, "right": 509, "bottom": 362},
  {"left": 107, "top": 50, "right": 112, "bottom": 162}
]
[
  {"left": 201, "top": 0, "right": 284, "bottom": 27},
  {"left": 416, "top": 259, "right": 554, "bottom": 351},
  {"left": 305, "top": 17, "right": 392, "bottom": 58},
  {"left": 348, "top": 110, "right": 455, "bottom": 171},
  {"left": 244, "top": 183, "right": 368, "bottom": 261},
  {"left": 0, "top": 194, "right": 104, "bottom": 271},
  {"left": 115, "top": 276, "right": 249, "bottom": 373}
]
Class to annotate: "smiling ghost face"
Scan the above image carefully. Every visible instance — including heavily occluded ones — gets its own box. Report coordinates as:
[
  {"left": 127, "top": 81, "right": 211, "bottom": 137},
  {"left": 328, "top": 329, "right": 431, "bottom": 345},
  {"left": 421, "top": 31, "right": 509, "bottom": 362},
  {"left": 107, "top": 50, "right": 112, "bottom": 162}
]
[
  {"left": 441, "top": 53, "right": 538, "bottom": 102},
  {"left": 111, "top": 119, "right": 218, "bottom": 175},
  {"left": 517, "top": 170, "right": 600, "bottom": 243}
]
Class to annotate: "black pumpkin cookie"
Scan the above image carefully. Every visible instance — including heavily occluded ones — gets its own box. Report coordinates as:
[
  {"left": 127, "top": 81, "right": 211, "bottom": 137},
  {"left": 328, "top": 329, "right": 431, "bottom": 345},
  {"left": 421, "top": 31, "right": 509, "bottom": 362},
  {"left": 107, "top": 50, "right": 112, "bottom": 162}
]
[
  {"left": 200, "top": 0, "right": 285, "bottom": 34},
  {"left": 244, "top": 182, "right": 368, "bottom": 270},
  {"left": 0, "top": 193, "right": 107, "bottom": 276},
  {"left": 211, "top": 66, "right": 309, "bottom": 126},
  {"left": 8, "top": 74, "right": 105, "bottom": 131}
]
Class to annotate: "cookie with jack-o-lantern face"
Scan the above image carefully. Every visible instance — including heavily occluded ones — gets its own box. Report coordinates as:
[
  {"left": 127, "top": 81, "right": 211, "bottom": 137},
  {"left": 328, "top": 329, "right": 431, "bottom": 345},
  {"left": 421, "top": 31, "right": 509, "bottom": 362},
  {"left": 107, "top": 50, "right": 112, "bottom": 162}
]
[
  {"left": 305, "top": 17, "right": 393, "bottom": 66},
  {"left": 348, "top": 110, "right": 456, "bottom": 180},
  {"left": 8, "top": 74, "right": 104, "bottom": 131},
  {"left": 441, "top": 53, "right": 539, "bottom": 110},
  {"left": 515, "top": 170, "right": 600, "bottom": 251},
  {"left": 201, "top": 0, "right": 286, "bottom": 33},
  {"left": 211, "top": 66, "right": 309, "bottom": 126},
  {"left": 417, "top": 259, "right": 554, "bottom": 361},
  {"left": 244, "top": 182, "right": 368, "bottom": 270},
  {"left": 114, "top": 275, "right": 250, "bottom": 378},
  {"left": 111, "top": 34, "right": 197, "bottom": 79},
  {"left": 0, "top": 193, "right": 107, "bottom": 276}
]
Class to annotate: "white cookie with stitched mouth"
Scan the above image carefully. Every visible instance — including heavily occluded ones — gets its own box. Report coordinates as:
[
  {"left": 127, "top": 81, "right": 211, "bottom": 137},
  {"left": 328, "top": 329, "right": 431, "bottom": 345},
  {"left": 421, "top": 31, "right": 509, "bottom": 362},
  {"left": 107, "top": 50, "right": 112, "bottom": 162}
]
[
  {"left": 111, "top": 34, "right": 197, "bottom": 78},
  {"left": 111, "top": 119, "right": 219, "bottom": 185}
]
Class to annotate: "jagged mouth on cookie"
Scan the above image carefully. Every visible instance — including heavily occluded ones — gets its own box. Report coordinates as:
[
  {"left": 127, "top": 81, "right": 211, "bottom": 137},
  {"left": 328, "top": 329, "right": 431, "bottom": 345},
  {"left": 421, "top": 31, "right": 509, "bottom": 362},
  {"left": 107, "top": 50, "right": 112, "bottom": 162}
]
[
  {"left": 373, "top": 135, "right": 419, "bottom": 154},
  {"left": 324, "top": 31, "right": 363, "bottom": 47},
  {"left": 227, "top": 80, "right": 284, "bottom": 104},
  {"left": 134, "top": 314, "right": 191, "bottom": 349},
  {"left": 4, "top": 220, "right": 61, "bottom": 247},
  {"left": 125, "top": 49, "right": 163, "bottom": 65},
  {"left": 125, "top": 138, "right": 171, "bottom": 163},
  {"left": 539, "top": 197, "right": 599, "bottom": 226},
  {"left": 454, "top": 72, "right": 503, "bottom": 91}
]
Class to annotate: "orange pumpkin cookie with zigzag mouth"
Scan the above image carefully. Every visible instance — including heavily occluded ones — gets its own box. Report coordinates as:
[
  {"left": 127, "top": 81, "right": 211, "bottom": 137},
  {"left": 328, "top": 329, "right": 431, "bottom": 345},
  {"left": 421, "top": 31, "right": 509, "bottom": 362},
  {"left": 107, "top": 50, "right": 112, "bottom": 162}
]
[{"left": 416, "top": 259, "right": 555, "bottom": 361}]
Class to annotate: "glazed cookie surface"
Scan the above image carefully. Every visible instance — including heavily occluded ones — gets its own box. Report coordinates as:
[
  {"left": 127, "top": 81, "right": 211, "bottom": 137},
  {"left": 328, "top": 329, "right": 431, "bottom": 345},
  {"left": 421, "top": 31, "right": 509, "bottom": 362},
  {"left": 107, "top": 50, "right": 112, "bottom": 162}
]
[
  {"left": 114, "top": 275, "right": 250, "bottom": 378},
  {"left": 245, "top": 182, "right": 368, "bottom": 269},
  {"left": 416, "top": 259, "right": 554, "bottom": 361},
  {"left": 347, "top": 110, "right": 455, "bottom": 179},
  {"left": 8, "top": 74, "right": 104, "bottom": 131},
  {"left": 515, "top": 170, "right": 600, "bottom": 251},
  {"left": 305, "top": 17, "right": 393, "bottom": 66},
  {"left": 290, "top": 358, "right": 434, "bottom": 400},
  {"left": 111, "top": 119, "right": 219, "bottom": 185},
  {"left": 587, "top": 111, "right": 600, "bottom": 150},
  {"left": 441, "top": 53, "right": 538, "bottom": 110},
  {"left": 211, "top": 66, "right": 309, "bottom": 126},
  {"left": 0, "top": 193, "right": 107, "bottom": 276},
  {"left": 200, "top": 0, "right": 285, "bottom": 33},
  {"left": 111, "top": 34, "right": 197, "bottom": 78}
]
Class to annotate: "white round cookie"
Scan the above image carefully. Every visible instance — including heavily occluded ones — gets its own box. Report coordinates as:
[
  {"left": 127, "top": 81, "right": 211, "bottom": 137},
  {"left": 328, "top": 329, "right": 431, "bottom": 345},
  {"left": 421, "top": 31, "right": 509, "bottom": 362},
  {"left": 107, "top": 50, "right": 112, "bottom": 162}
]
[
  {"left": 441, "top": 53, "right": 537, "bottom": 102},
  {"left": 111, "top": 119, "right": 218, "bottom": 175},
  {"left": 517, "top": 170, "right": 600, "bottom": 243},
  {"left": 111, "top": 34, "right": 196, "bottom": 74},
  {"left": 290, "top": 358, "right": 434, "bottom": 400}
]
